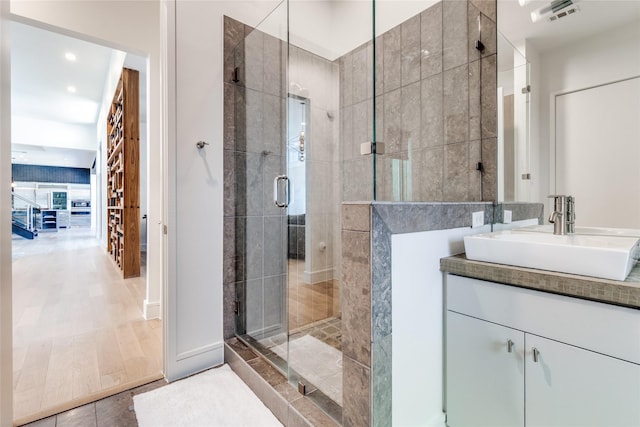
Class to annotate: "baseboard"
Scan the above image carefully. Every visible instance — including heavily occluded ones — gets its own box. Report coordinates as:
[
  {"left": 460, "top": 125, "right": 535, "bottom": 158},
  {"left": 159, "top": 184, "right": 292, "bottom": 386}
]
[
  {"left": 143, "top": 299, "right": 161, "bottom": 320},
  {"left": 303, "top": 267, "right": 335, "bottom": 284}
]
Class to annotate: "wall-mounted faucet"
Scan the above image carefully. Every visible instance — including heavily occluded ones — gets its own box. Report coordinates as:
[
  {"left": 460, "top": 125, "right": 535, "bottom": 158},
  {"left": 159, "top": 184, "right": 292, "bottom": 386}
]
[{"left": 548, "top": 195, "right": 575, "bottom": 235}]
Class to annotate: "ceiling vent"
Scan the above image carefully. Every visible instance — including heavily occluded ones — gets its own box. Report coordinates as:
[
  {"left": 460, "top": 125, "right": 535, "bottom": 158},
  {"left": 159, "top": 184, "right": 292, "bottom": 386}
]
[{"left": 548, "top": 4, "right": 580, "bottom": 22}]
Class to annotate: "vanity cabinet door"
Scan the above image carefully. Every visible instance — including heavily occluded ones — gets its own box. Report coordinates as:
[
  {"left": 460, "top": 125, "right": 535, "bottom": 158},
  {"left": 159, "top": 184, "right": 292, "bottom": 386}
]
[
  {"left": 446, "top": 311, "right": 525, "bottom": 427},
  {"left": 526, "top": 334, "right": 640, "bottom": 427}
]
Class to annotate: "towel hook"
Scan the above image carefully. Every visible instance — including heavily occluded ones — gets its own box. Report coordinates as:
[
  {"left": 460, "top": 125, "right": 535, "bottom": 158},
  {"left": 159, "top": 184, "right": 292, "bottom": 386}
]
[{"left": 196, "top": 141, "right": 209, "bottom": 149}]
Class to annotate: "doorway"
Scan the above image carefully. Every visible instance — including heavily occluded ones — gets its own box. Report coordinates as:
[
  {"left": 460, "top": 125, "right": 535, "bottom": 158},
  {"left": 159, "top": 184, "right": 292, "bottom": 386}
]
[{"left": 10, "top": 21, "right": 162, "bottom": 424}]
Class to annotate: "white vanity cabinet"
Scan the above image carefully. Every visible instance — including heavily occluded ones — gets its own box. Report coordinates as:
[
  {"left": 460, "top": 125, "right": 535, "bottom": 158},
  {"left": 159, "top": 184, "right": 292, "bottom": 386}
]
[
  {"left": 445, "top": 274, "right": 640, "bottom": 427},
  {"left": 446, "top": 311, "right": 524, "bottom": 427}
]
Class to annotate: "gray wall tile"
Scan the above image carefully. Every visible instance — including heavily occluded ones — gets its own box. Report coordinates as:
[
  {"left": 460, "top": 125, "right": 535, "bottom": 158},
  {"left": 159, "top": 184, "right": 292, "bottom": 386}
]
[
  {"left": 470, "top": 0, "right": 497, "bottom": 22},
  {"left": 482, "top": 137, "right": 497, "bottom": 201},
  {"left": 263, "top": 274, "right": 286, "bottom": 335},
  {"left": 245, "top": 216, "right": 264, "bottom": 281},
  {"left": 372, "top": 334, "right": 392, "bottom": 427},
  {"left": 444, "top": 141, "right": 469, "bottom": 201},
  {"left": 245, "top": 89, "right": 264, "bottom": 154},
  {"left": 469, "top": 139, "right": 482, "bottom": 201},
  {"left": 263, "top": 216, "right": 286, "bottom": 278},
  {"left": 468, "top": 3, "right": 497, "bottom": 62},
  {"left": 413, "top": 146, "right": 444, "bottom": 201},
  {"left": 224, "top": 149, "right": 236, "bottom": 218},
  {"left": 342, "top": 204, "right": 371, "bottom": 232},
  {"left": 481, "top": 54, "right": 497, "bottom": 138},
  {"left": 383, "top": 25, "right": 402, "bottom": 93},
  {"left": 263, "top": 34, "right": 284, "bottom": 97},
  {"left": 421, "top": 74, "right": 444, "bottom": 148},
  {"left": 401, "top": 81, "right": 421, "bottom": 152},
  {"left": 443, "top": 64, "right": 469, "bottom": 144},
  {"left": 353, "top": 46, "right": 368, "bottom": 104},
  {"left": 341, "top": 105, "right": 354, "bottom": 161},
  {"left": 468, "top": 59, "right": 481, "bottom": 141},
  {"left": 341, "top": 53, "right": 353, "bottom": 107},
  {"left": 342, "top": 357, "right": 371, "bottom": 427},
  {"left": 223, "top": 17, "right": 245, "bottom": 85},
  {"left": 375, "top": 35, "right": 384, "bottom": 96},
  {"left": 342, "top": 230, "right": 371, "bottom": 366},
  {"left": 244, "top": 29, "right": 264, "bottom": 92},
  {"left": 421, "top": 2, "right": 443, "bottom": 79},
  {"left": 224, "top": 83, "right": 236, "bottom": 150},
  {"left": 443, "top": 0, "right": 468, "bottom": 71},
  {"left": 384, "top": 88, "right": 402, "bottom": 154},
  {"left": 245, "top": 278, "right": 264, "bottom": 335},
  {"left": 401, "top": 14, "right": 421, "bottom": 86}
]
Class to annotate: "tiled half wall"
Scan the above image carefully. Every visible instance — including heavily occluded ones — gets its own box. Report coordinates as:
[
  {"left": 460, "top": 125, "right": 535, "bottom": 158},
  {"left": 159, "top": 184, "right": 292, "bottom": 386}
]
[{"left": 341, "top": 201, "right": 543, "bottom": 426}]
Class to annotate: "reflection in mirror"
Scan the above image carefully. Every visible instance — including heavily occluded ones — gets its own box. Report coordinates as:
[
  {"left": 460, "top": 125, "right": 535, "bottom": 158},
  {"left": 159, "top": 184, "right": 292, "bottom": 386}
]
[
  {"left": 497, "top": 32, "right": 530, "bottom": 202},
  {"left": 497, "top": 0, "right": 640, "bottom": 231}
]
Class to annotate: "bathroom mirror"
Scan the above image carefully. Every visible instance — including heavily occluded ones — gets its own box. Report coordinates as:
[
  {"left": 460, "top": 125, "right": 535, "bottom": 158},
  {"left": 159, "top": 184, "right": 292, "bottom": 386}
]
[{"left": 497, "top": 0, "right": 640, "bottom": 229}]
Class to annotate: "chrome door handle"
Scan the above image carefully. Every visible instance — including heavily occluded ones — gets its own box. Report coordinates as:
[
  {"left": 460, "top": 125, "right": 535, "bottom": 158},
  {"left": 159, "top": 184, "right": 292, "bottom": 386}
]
[
  {"left": 532, "top": 347, "right": 540, "bottom": 363},
  {"left": 507, "top": 339, "right": 514, "bottom": 353},
  {"left": 273, "top": 175, "right": 289, "bottom": 208}
]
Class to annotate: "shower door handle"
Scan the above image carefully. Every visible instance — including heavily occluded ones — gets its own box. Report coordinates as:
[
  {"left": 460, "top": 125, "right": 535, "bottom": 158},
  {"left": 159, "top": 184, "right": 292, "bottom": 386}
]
[{"left": 273, "top": 175, "right": 290, "bottom": 208}]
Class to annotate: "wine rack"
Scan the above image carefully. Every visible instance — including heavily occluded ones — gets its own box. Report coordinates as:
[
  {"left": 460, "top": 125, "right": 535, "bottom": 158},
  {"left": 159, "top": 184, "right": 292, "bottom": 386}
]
[{"left": 106, "top": 68, "right": 140, "bottom": 278}]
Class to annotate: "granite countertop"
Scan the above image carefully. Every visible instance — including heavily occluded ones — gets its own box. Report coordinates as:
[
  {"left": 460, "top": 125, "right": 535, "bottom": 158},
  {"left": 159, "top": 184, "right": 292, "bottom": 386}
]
[{"left": 441, "top": 254, "right": 640, "bottom": 309}]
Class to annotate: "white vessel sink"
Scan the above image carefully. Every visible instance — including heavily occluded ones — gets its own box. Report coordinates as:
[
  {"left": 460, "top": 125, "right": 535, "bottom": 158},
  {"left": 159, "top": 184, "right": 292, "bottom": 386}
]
[
  {"left": 519, "top": 224, "right": 640, "bottom": 238},
  {"left": 464, "top": 230, "right": 640, "bottom": 281}
]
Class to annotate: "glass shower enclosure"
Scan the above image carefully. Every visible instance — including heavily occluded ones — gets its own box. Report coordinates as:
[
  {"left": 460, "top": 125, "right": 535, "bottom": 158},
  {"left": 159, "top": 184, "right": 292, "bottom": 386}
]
[{"left": 227, "top": 0, "right": 498, "bottom": 420}]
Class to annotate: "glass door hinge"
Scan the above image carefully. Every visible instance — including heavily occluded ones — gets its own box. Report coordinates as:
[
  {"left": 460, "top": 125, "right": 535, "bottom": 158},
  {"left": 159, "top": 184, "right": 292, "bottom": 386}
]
[{"left": 360, "top": 141, "right": 386, "bottom": 155}]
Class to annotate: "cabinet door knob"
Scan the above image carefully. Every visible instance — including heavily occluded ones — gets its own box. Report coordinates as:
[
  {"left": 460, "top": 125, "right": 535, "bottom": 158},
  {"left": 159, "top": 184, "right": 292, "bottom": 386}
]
[
  {"left": 532, "top": 347, "right": 540, "bottom": 363},
  {"left": 507, "top": 339, "right": 514, "bottom": 353}
]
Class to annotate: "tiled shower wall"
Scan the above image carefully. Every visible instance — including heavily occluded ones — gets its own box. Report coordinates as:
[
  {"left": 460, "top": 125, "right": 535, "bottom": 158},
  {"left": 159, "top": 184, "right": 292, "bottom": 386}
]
[
  {"left": 223, "top": 17, "right": 288, "bottom": 340},
  {"left": 340, "top": 0, "right": 497, "bottom": 202}
]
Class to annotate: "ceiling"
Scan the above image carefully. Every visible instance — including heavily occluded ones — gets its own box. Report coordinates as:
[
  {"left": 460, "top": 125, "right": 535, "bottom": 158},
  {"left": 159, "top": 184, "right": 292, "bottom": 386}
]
[
  {"left": 10, "top": 1, "right": 637, "bottom": 170},
  {"left": 10, "top": 21, "right": 146, "bottom": 170},
  {"left": 498, "top": 0, "right": 640, "bottom": 54}
]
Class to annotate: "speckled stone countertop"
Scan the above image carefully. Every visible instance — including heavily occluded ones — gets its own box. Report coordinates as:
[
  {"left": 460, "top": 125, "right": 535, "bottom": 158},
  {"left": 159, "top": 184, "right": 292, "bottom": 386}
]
[{"left": 441, "top": 254, "right": 640, "bottom": 309}]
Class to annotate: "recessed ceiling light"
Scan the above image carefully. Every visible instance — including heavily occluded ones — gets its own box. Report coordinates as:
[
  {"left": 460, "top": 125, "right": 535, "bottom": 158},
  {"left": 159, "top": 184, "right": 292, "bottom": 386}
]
[
  {"left": 65, "top": 52, "right": 77, "bottom": 61},
  {"left": 67, "top": 85, "right": 77, "bottom": 93}
]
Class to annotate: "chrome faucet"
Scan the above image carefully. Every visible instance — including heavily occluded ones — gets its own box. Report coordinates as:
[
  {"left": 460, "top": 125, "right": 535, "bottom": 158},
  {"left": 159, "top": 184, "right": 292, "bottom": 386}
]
[{"left": 548, "top": 195, "right": 575, "bottom": 235}]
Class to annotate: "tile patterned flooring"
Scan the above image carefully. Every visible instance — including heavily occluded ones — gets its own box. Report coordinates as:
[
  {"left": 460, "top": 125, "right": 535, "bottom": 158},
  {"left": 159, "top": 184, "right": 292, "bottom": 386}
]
[
  {"left": 21, "top": 379, "right": 167, "bottom": 427},
  {"left": 12, "top": 228, "right": 162, "bottom": 424}
]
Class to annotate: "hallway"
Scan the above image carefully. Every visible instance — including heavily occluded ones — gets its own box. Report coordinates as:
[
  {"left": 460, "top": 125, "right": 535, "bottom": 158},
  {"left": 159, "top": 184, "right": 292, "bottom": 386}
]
[{"left": 12, "top": 229, "right": 162, "bottom": 424}]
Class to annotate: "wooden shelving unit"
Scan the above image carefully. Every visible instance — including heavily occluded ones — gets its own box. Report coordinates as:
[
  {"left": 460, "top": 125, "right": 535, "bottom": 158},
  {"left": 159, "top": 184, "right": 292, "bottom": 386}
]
[{"left": 106, "top": 68, "right": 140, "bottom": 278}]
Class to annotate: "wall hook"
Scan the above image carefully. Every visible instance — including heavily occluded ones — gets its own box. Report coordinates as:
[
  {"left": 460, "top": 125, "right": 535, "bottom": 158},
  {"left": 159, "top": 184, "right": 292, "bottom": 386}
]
[{"left": 196, "top": 141, "right": 209, "bottom": 149}]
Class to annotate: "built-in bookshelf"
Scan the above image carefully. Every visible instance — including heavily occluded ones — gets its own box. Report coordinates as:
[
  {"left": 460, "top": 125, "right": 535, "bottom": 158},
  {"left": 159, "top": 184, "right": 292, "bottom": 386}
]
[{"left": 106, "top": 68, "right": 140, "bottom": 278}]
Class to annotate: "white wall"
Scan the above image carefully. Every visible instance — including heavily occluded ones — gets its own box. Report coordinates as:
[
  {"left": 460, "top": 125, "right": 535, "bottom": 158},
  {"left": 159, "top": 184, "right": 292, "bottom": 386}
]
[
  {"left": 0, "top": 2, "right": 13, "bottom": 424},
  {"left": 391, "top": 219, "right": 538, "bottom": 427},
  {"left": 12, "top": 116, "right": 96, "bottom": 150},
  {"left": 10, "top": 0, "right": 164, "bottom": 320},
  {"left": 535, "top": 20, "right": 640, "bottom": 208},
  {"left": 392, "top": 224, "right": 491, "bottom": 427},
  {"left": 163, "top": 0, "right": 279, "bottom": 381},
  {"left": 555, "top": 78, "right": 640, "bottom": 228}
]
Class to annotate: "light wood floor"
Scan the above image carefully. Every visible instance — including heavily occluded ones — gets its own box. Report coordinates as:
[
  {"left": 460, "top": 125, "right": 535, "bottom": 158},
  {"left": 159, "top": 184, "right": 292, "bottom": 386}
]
[
  {"left": 287, "top": 259, "right": 340, "bottom": 331},
  {"left": 12, "top": 228, "right": 162, "bottom": 423}
]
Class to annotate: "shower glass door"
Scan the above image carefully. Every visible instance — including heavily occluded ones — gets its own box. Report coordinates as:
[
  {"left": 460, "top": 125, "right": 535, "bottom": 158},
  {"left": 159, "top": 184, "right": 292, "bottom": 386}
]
[
  {"left": 233, "top": 1, "right": 289, "bottom": 363},
  {"left": 233, "top": 0, "right": 375, "bottom": 421}
]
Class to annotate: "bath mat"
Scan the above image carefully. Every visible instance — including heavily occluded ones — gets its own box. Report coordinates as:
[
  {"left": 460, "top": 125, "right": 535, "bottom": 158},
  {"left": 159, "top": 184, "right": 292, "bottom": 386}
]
[
  {"left": 271, "top": 334, "right": 342, "bottom": 405},
  {"left": 133, "top": 364, "right": 282, "bottom": 427}
]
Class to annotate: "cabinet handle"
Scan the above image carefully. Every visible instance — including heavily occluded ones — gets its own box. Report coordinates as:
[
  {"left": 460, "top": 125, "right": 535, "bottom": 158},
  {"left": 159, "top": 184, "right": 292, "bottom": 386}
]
[
  {"left": 507, "top": 339, "right": 514, "bottom": 353},
  {"left": 532, "top": 347, "right": 540, "bottom": 363}
]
